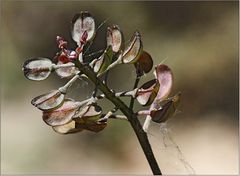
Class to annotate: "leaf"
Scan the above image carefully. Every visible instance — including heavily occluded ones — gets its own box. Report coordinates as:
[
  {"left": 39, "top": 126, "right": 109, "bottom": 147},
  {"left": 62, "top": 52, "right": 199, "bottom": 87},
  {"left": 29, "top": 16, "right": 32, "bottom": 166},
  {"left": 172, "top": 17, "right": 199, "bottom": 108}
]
[
  {"left": 134, "top": 51, "right": 153, "bottom": 75},
  {"left": 31, "top": 90, "right": 65, "bottom": 111},
  {"left": 136, "top": 79, "right": 160, "bottom": 106},
  {"left": 122, "top": 31, "right": 143, "bottom": 64},
  {"left": 52, "top": 120, "right": 84, "bottom": 134},
  {"left": 55, "top": 61, "right": 79, "bottom": 78},
  {"left": 154, "top": 64, "right": 173, "bottom": 103},
  {"left": 73, "top": 103, "right": 102, "bottom": 124},
  {"left": 151, "top": 92, "right": 181, "bottom": 123},
  {"left": 107, "top": 25, "right": 124, "bottom": 53},
  {"left": 42, "top": 99, "right": 79, "bottom": 126},
  {"left": 22, "top": 58, "right": 52, "bottom": 81},
  {"left": 71, "top": 11, "right": 95, "bottom": 46}
]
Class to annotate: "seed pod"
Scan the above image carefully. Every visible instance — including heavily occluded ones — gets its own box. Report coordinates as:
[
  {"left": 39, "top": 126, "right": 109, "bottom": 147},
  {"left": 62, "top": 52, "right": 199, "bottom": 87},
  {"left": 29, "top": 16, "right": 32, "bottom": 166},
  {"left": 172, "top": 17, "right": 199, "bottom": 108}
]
[
  {"left": 73, "top": 103, "right": 102, "bottom": 124},
  {"left": 122, "top": 31, "right": 143, "bottom": 64},
  {"left": 91, "top": 46, "right": 113, "bottom": 75},
  {"left": 71, "top": 11, "right": 95, "bottom": 46},
  {"left": 154, "top": 64, "right": 173, "bottom": 103},
  {"left": 107, "top": 25, "right": 124, "bottom": 53},
  {"left": 151, "top": 92, "right": 181, "bottom": 123},
  {"left": 22, "top": 58, "right": 52, "bottom": 81},
  {"left": 31, "top": 90, "right": 65, "bottom": 111},
  {"left": 79, "top": 121, "right": 107, "bottom": 133},
  {"left": 42, "top": 99, "right": 79, "bottom": 126},
  {"left": 136, "top": 79, "right": 160, "bottom": 106},
  {"left": 55, "top": 61, "right": 79, "bottom": 78},
  {"left": 134, "top": 51, "right": 153, "bottom": 76},
  {"left": 52, "top": 120, "right": 84, "bottom": 134}
]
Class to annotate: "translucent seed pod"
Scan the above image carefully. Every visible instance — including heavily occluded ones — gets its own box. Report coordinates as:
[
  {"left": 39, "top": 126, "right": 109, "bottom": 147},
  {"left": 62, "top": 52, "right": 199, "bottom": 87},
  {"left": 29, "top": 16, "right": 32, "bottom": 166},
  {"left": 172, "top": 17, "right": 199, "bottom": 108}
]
[
  {"left": 151, "top": 92, "right": 181, "bottom": 123},
  {"left": 107, "top": 25, "right": 124, "bottom": 53},
  {"left": 153, "top": 64, "right": 173, "bottom": 104},
  {"left": 31, "top": 90, "right": 65, "bottom": 111},
  {"left": 52, "top": 120, "right": 84, "bottom": 134},
  {"left": 73, "top": 103, "right": 102, "bottom": 124},
  {"left": 42, "top": 99, "right": 80, "bottom": 126},
  {"left": 91, "top": 46, "right": 113, "bottom": 75},
  {"left": 55, "top": 61, "right": 79, "bottom": 78},
  {"left": 80, "top": 120, "right": 107, "bottom": 133},
  {"left": 136, "top": 79, "right": 160, "bottom": 106},
  {"left": 22, "top": 58, "right": 52, "bottom": 81},
  {"left": 134, "top": 51, "right": 153, "bottom": 76},
  {"left": 122, "top": 31, "right": 143, "bottom": 64},
  {"left": 71, "top": 11, "right": 95, "bottom": 46}
]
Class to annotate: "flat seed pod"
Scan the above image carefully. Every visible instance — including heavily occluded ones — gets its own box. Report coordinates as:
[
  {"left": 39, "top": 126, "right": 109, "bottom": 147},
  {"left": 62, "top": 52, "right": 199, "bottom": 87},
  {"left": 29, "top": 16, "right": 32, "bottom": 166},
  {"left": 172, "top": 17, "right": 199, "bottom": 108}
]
[
  {"left": 22, "top": 58, "right": 52, "bottom": 81},
  {"left": 154, "top": 64, "right": 173, "bottom": 102},
  {"left": 151, "top": 92, "right": 181, "bottom": 123},
  {"left": 75, "top": 117, "right": 107, "bottom": 133},
  {"left": 31, "top": 90, "right": 65, "bottom": 111},
  {"left": 71, "top": 11, "right": 95, "bottom": 46},
  {"left": 43, "top": 99, "right": 79, "bottom": 126},
  {"left": 74, "top": 104, "right": 102, "bottom": 124},
  {"left": 92, "top": 46, "right": 113, "bottom": 75},
  {"left": 107, "top": 25, "right": 123, "bottom": 53},
  {"left": 136, "top": 79, "right": 160, "bottom": 106},
  {"left": 122, "top": 31, "right": 143, "bottom": 64},
  {"left": 83, "top": 121, "right": 107, "bottom": 133},
  {"left": 55, "top": 61, "right": 79, "bottom": 78},
  {"left": 134, "top": 51, "right": 153, "bottom": 75},
  {"left": 52, "top": 120, "right": 84, "bottom": 134}
]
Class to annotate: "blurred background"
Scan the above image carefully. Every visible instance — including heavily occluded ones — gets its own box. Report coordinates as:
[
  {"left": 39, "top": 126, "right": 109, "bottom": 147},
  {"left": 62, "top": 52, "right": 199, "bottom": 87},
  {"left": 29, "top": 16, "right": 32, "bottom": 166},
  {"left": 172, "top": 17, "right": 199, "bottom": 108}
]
[{"left": 1, "top": 1, "right": 238, "bottom": 175}]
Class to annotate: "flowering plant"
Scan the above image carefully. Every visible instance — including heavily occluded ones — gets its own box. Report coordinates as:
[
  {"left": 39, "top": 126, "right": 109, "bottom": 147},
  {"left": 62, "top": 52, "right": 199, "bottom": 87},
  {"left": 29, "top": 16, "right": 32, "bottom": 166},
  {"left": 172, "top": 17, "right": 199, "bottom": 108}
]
[{"left": 22, "top": 11, "right": 181, "bottom": 175}]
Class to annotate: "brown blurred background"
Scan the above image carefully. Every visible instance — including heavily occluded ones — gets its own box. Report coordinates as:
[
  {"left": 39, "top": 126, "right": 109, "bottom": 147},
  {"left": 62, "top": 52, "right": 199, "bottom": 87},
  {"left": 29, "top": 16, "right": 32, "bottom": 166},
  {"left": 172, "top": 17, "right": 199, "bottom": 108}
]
[{"left": 1, "top": 1, "right": 238, "bottom": 175}]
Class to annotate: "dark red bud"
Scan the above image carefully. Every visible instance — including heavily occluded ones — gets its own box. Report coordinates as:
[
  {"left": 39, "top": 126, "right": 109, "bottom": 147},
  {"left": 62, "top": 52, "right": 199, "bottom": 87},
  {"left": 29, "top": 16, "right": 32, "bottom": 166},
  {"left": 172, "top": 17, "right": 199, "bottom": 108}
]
[
  {"left": 58, "top": 54, "right": 70, "bottom": 63},
  {"left": 80, "top": 31, "right": 88, "bottom": 45},
  {"left": 56, "top": 36, "right": 67, "bottom": 49},
  {"left": 75, "top": 47, "right": 83, "bottom": 54}
]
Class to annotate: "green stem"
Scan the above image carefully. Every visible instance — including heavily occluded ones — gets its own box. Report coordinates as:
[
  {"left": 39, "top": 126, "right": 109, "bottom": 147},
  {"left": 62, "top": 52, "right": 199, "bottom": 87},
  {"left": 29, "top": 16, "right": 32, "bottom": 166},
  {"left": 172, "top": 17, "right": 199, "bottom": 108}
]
[{"left": 74, "top": 59, "right": 162, "bottom": 175}]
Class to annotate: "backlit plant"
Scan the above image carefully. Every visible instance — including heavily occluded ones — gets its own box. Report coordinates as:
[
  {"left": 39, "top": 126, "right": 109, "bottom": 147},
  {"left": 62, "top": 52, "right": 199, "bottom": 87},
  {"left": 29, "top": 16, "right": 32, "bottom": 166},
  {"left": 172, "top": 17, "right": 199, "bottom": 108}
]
[{"left": 22, "top": 11, "right": 181, "bottom": 175}]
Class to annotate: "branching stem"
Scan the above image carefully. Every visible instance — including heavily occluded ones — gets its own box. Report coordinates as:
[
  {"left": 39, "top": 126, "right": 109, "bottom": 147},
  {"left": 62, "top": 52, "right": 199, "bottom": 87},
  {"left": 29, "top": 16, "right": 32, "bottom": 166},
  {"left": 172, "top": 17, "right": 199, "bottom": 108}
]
[{"left": 73, "top": 59, "right": 162, "bottom": 175}]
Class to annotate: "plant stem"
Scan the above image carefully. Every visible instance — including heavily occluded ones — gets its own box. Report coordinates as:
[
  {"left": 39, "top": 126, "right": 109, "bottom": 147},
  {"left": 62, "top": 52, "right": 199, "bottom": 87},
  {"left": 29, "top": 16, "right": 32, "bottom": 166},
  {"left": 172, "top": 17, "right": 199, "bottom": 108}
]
[
  {"left": 74, "top": 59, "right": 162, "bottom": 175},
  {"left": 129, "top": 75, "right": 141, "bottom": 109}
]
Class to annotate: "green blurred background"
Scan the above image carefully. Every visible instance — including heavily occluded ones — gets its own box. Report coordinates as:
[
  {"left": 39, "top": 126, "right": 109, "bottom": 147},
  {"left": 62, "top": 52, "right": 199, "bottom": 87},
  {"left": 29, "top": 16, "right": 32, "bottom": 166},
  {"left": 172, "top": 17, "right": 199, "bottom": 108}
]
[{"left": 1, "top": 1, "right": 238, "bottom": 174}]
